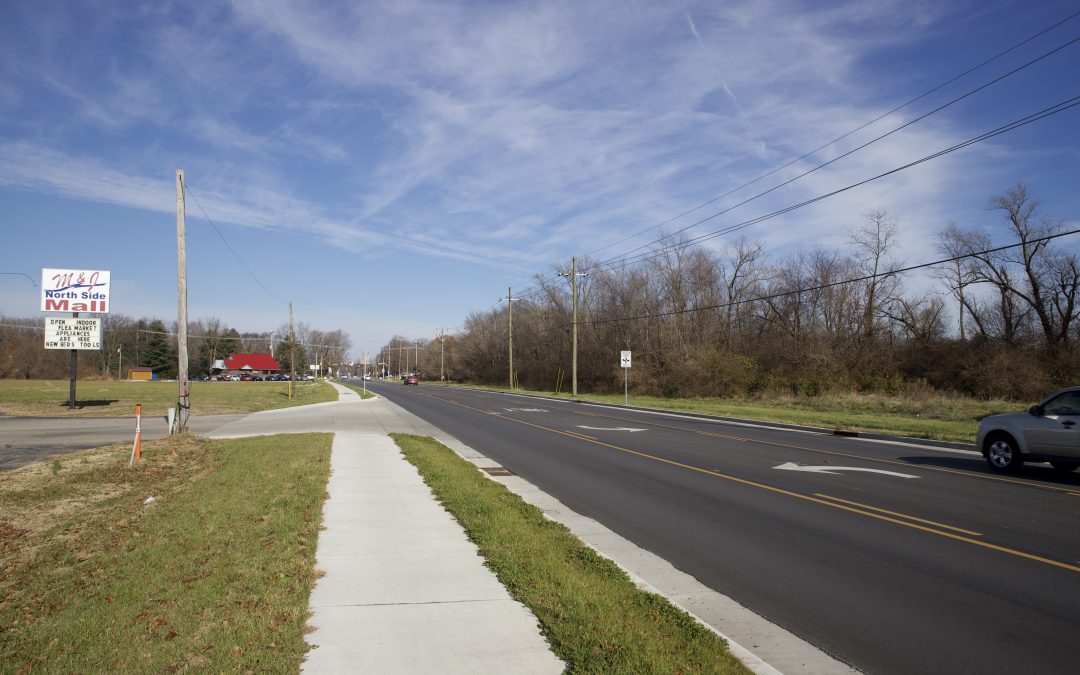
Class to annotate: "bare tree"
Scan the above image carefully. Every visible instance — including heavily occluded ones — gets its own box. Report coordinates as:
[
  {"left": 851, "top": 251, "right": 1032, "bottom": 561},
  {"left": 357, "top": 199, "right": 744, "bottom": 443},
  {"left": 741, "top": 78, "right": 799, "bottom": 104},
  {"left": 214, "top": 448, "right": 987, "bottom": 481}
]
[{"left": 851, "top": 210, "right": 903, "bottom": 341}]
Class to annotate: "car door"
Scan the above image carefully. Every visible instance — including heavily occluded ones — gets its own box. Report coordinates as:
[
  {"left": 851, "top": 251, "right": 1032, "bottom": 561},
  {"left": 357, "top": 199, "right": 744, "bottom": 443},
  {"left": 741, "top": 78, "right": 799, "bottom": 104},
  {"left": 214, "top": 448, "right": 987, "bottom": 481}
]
[{"left": 1024, "top": 390, "right": 1080, "bottom": 459}]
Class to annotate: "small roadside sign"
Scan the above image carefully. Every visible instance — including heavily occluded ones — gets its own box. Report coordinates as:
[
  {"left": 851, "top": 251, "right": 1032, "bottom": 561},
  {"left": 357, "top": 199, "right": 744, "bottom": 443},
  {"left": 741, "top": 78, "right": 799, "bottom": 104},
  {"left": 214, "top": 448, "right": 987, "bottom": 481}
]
[
  {"left": 44, "top": 317, "right": 102, "bottom": 350},
  {"left": 620, "top": 350, "right": 632, "bottom": 368}
]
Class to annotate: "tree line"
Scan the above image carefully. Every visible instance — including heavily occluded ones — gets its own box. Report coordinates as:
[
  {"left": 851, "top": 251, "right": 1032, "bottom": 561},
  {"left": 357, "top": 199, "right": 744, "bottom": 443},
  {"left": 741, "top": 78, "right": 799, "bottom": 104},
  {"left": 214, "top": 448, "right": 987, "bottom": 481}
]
[
  {"left": 387, "top": 184, "right": 1079, "bottom": 401},
  {"left": 0, "top": 314, "right": 351, "bottom": 380}
]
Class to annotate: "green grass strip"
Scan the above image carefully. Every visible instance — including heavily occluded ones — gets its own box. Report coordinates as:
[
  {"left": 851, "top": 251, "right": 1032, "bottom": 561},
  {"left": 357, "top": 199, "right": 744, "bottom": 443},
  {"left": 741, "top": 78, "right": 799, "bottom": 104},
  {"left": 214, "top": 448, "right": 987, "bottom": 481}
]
[
  {"left": 437, "top": 382, "right": 1008, "bottom": 443},
  {"left": 392, "top": 433, "right": 747, "bottom": 674},
  {"left": 337, "top": 381, "right": 376, "bottom": 399},
  {"left": 0, "top": 433, "right": 332, "bottom": 672},
  {"left": 0, "top": 379, "right": 338, "bottom": 418}
]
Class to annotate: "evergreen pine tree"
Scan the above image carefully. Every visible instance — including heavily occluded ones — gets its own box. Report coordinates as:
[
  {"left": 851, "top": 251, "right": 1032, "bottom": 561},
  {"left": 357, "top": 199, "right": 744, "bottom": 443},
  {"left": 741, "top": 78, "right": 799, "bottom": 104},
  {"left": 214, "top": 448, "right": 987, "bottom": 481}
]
[{"left": 141, "top": 320, "right": 177, "bottom": 378}]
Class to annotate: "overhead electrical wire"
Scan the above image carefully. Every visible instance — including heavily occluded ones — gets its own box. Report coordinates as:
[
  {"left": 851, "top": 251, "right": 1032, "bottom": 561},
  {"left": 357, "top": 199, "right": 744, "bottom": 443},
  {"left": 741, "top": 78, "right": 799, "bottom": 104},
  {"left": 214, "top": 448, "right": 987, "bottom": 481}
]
[
  {"left": 579, "top": 8, "right": 1080, "bottom": 260},
  {"left": 183, "top": 184, "right": 289, "bottom": 308},
  {"left": 503, "top": 226, "right": 1080, "bottom": 342},
  {"left": 577, "top": 94, "right": 1080, "bottom": 277},
  {"left": 507, "top": 16, "right": 1080, "bottom": 302},
  {"left": 585, "top": 34, "right": 1080, "bottom": 272},
  {"left": 504, "top": 93, "right": 1080, "bottom": 305}
]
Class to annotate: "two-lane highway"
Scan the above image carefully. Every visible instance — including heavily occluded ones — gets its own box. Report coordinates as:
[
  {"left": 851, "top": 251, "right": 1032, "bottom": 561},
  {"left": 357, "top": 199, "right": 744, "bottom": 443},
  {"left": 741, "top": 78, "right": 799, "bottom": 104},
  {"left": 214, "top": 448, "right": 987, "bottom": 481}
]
[{"left": 360, "top": 380, "right": 1080, "bottom": 673}]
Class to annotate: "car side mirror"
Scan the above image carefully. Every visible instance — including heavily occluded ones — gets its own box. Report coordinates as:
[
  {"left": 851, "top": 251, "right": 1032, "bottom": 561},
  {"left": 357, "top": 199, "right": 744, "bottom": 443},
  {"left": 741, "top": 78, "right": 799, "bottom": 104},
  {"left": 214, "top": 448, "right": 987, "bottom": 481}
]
[{"left": 1029, "top": 405, "right": 1044, "bottom": 416}]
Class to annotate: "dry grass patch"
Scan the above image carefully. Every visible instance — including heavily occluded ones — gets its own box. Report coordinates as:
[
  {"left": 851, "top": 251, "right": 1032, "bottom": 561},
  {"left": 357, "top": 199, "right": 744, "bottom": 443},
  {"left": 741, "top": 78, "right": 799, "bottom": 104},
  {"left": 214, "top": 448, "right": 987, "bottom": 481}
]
[{"left": 0, "top": 432, "right": 332, "bottom": 672}]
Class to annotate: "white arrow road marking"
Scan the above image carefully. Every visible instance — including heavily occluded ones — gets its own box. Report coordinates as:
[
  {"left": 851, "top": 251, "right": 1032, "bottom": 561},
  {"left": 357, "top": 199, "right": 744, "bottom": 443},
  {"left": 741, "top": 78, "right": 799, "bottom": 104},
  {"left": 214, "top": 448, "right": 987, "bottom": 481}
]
[
  {"left": 774, "top": 462, "right": 918, "bottom": 478},
  {"left": 577, "top": 425, "right": 648, "bottom": 432}
]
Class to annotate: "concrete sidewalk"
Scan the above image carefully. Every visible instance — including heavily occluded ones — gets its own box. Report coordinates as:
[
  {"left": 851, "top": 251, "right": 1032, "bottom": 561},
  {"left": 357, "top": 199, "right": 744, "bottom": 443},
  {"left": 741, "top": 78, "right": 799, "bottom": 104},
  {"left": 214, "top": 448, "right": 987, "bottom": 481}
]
[{"left": 206, "top": 383, "right": 563, "bottom": 674}]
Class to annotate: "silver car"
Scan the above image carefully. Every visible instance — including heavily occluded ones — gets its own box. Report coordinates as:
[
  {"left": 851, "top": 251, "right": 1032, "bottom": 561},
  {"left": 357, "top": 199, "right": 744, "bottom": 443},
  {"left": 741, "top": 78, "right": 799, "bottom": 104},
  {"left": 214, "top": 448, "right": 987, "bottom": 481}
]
[{"left": 976, "top": 386, "right": 1080, "bottom": 473}]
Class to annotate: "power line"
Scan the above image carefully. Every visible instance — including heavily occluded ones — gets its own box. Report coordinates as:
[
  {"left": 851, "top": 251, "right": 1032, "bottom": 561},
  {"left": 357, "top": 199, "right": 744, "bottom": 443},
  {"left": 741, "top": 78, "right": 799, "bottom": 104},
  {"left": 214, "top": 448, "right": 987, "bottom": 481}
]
[
  {"left": 580, "top": 9, "right": 1080, "bottom": 261},
  {"left": 182, "top": 184, "right": 289, "bottom": 307},
  {"left": 579, "top": 94, "right": 1080, "bottom": 276},
  {"left": 505, "top": 93, "right": 1080, "bottom": 301},
  {"left": 511, "top": 21, "right": 1080, "bottom": 302},
  {"left": 0, "top": 272, "right": 37, "bottom": 288},
  {"left": 502, "top": 227, "right": 1080, "bottom": 340},
  {"left": 588, "top": 33, "right": 1080, "bottom": 273}
]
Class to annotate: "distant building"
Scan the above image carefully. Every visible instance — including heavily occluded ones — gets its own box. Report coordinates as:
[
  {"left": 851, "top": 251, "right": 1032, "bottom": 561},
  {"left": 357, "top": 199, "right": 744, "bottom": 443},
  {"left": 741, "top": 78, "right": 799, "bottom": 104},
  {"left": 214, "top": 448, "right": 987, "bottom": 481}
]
[
  {"left": 216, "top": 353, "right": 281, "bottom": 378},
  {"left": 129, "top": 366, "right": 154, "bottom": 381}
]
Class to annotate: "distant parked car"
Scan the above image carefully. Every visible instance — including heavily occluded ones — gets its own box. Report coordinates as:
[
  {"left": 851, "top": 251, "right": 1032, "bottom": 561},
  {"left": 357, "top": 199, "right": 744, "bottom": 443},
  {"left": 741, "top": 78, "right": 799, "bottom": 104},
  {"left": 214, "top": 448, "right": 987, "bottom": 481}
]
[
  {"left": 239, "top": 374, "right": 252, "bottom": 381},
  {"left": 404, "top": 374, "right": 419, "bottom": 386},
  {"left": 251, "top": 375, "right": 263, "bottom": 381},
  {"left": 977, "top": 386, "right": 1080, "bottom": 472}
]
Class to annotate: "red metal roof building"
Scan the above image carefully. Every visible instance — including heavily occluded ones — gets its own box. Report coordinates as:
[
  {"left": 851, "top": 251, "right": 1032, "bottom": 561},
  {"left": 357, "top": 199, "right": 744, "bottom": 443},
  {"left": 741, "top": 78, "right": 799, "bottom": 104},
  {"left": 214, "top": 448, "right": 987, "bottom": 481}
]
[{"left": 222, "top": 353, "right": 281, "bottom": 375}]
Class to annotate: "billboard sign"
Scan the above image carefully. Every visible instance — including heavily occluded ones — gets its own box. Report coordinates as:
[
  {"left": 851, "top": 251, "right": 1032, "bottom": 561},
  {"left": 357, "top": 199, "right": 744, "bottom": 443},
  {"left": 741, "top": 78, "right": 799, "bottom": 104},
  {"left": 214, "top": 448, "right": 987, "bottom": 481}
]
[
  {"left": 44, "top": 317, "right": 102, "bottom": 350},
  {"left": 41, "top": 268, "right": 111, "bottom": 314}
]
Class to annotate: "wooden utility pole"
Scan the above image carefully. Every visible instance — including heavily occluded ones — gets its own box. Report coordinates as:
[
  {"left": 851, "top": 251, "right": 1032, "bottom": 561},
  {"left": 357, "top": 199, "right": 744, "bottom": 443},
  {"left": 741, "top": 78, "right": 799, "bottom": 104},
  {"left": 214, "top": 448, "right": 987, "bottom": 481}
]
[
  {"left": 176, "top": 169, "right": 190, "bottom": 432},
  {"left": 289, "top": 301, "right": 296, "bottom": 400},
  {"left": 508, "top": 287, "right": 515, "bottom": 389},
  {"left": 571, "top": 257, "right": 578, "bottom": 396},
  {"left": 437, "top": 329, "right": 447, "bottom": 381}
]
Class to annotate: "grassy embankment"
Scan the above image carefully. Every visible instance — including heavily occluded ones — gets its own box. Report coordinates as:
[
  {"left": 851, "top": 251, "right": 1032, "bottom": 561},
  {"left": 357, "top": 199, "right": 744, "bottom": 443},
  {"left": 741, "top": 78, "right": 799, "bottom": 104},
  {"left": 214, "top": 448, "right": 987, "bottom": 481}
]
[
  {"left": 0, "top": 433, "right": 332, "bottom": 672},
  {"left": 394, "top": 433, "right": 748, "bottom": 674},
  {"left": 438, "top": 383, "right": 1022, "bottom": 443},
  {"left": 0, "top": 379, "right": 338, "bottom": 418}
]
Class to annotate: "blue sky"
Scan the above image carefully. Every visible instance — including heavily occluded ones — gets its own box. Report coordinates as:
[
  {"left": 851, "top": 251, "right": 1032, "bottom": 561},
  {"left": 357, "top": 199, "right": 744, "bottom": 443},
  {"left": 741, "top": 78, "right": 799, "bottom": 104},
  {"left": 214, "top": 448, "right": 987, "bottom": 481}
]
[{"left": 2, "top": 0, "right": 1078, "bottom": 359}]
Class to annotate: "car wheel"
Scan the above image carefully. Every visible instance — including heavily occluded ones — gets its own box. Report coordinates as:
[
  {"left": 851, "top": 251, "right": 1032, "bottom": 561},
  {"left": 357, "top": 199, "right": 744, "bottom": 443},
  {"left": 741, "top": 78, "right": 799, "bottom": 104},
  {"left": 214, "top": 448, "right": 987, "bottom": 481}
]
[
  {"left": 1049, "top": 460, "right": 1079, "bottom": 472},
  {"left": 984, "top": 434, "right": 1023, "bottom": 472}
]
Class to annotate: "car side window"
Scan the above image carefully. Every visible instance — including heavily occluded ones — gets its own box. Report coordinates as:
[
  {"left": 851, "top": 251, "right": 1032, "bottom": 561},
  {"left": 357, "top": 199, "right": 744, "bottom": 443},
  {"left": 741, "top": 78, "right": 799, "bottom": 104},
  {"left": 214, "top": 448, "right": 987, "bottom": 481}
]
[{"left": 1043, "top": 391, "right": 1080, "bottom": 416}]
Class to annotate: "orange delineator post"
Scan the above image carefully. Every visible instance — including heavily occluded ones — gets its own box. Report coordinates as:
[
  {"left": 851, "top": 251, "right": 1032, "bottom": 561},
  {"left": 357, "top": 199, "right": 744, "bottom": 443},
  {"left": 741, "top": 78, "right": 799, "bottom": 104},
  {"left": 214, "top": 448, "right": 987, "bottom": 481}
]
[{"left": 129, "top": 403, "right": 142, "bottom": 466}]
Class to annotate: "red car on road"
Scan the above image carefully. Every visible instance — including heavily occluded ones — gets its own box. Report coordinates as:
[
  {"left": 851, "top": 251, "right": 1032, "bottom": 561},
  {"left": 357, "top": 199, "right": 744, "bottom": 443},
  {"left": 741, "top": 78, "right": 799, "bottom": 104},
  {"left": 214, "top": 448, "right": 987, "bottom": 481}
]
[{"left": 403, "top": 375, "right": 419, "bottom": 385}]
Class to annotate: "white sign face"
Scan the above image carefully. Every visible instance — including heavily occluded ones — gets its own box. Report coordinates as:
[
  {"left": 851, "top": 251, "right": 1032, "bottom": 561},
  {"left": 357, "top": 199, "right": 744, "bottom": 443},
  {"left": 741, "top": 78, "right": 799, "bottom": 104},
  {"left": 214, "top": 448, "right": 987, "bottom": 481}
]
[
  {"left": 41, "top": 268, "right": 111, "bottom": 314},
  {"left": 620, "top": 350, "right": 632, "bottom": 368},
  {"left": 309, "top": 364, "right": 318, "bottom": 370},
  {"left": 44, "top": 317, "right": 102, "bottom": 350}
]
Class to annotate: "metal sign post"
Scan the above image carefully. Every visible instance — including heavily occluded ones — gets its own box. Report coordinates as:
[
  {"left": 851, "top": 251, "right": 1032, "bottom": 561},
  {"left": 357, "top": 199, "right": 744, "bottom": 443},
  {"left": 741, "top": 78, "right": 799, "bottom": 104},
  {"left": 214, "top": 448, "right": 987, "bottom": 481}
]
[
  {"left": 620, "top": 350, "right": 632, "bottom": 406},
  {"left": 43, "top": 315, "right": 104, "bottom": 408}
]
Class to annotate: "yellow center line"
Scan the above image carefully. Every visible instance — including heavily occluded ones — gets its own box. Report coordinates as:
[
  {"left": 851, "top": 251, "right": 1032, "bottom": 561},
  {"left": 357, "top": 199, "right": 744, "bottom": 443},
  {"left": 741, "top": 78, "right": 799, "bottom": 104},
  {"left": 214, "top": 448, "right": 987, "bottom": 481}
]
[
  {"left": 556, "top": 408, "right": 1078, "bottom": 496},
  {"left": 814, "top": 494, "right": 983, "bottom": 536},
  {"left": 413, "top": 390, "right": 1080, "bottom": 574}
]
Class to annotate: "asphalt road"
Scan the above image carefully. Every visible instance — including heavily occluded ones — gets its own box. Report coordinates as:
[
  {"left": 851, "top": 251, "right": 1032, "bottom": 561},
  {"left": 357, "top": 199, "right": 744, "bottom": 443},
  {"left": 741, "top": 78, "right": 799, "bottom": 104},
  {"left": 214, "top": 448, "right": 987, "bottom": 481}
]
[{"left": 361, "top": 379, "right": 1080, "bottom": 674}]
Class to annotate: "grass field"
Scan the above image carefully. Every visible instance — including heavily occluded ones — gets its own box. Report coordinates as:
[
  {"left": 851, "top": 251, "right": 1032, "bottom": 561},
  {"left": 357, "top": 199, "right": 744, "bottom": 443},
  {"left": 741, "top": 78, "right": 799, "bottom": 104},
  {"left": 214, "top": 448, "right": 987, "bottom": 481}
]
[
  {"left": 394, "top": 433, "right": 747, "bottom": 674},
  {"left": 0, "top": 379, "right": 338, "bottom": 417},
  {"left": 437, "top": 383, "right": 1023, "bottom": 443},
  {"left": 0, "top": 433, "right": 332, "bottom": 672}
]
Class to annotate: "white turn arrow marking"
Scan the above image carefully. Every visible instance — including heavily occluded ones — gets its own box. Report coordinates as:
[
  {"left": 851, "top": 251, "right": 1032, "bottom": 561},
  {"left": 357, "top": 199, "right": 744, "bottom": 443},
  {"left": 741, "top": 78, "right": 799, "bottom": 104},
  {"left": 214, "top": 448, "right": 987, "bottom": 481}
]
[
  {"left": 774, "top": 462, "right": 918, "bottom": 478},
  {"left": 577, "top": 425, "right": 648, "bottom": 432}
]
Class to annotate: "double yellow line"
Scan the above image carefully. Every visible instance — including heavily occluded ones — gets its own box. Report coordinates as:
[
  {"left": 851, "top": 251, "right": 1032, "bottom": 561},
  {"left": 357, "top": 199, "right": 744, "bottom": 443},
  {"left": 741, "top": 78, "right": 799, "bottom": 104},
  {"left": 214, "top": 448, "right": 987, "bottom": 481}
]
[{"left": 419, "top": 391, "right": 1080, "bottom": 573}]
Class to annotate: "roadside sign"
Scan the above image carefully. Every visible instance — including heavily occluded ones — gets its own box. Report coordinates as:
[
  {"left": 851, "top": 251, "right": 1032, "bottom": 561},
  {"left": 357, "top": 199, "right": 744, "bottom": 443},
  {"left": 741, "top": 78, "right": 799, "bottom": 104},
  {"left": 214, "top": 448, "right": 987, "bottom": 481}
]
[
  {"left": 44, "top": 317, "right": 102, "bottom": 350},
  {"left": 41, "top": 268, "right": 111, "bottom": 314},
  {"left": 620, "top": 350, "right": 632, "bottom": 368}
]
